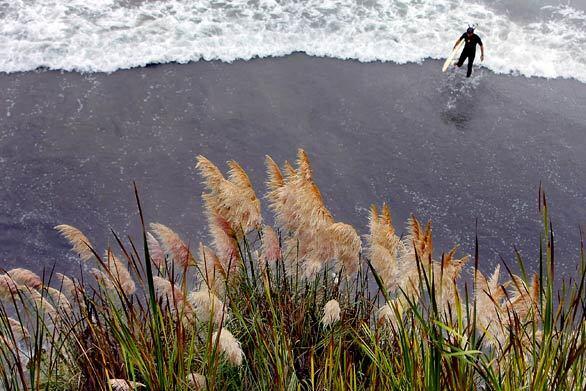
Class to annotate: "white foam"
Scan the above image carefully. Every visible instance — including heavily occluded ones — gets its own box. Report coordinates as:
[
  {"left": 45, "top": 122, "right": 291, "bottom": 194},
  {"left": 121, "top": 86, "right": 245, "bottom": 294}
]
[{"left": 0, "top": 0, "right": 584, "bottom": 82}]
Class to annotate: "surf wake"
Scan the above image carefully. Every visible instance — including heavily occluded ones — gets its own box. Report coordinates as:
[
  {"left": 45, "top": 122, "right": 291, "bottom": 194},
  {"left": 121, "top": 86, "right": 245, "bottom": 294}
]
[{"left": 0, "top": 0, "right": 584, "bottom": 82}]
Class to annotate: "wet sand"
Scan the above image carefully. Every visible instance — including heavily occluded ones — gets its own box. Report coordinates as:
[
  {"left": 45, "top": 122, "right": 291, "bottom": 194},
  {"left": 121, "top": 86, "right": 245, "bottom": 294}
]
[{"left": 0, "top": 54, "right": 585, "bottom": 278}]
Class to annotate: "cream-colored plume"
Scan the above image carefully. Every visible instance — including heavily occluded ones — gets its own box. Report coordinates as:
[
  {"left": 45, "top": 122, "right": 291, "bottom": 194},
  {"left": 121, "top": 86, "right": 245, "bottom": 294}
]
[
  {"left": 0, "top": 274, "right": 18, "bottom": 300},
  {"left": 377, "top": 299, "right": 404, "bottom": 329},
  {"left": 474, "top": 265, "right": 508, "bottom": 347},
  {"left": 104, "top": 250, "right": 136, "bottom": 295},
  {"left": 54, "top": 224, "right": 95, "bottom": 261},
  {"left": 187, "top": 289, "right": 227, "bottom": 325},
  {"left": 152, "top": 276, "right": 191, "bottom": 317},
  {"left": 506, "top": 274, "right": 540, "bottom": 322},
  {"left": 150, "top": 223, "right": 196, "bottom": 268},
  {"left": 45, "top": 286, "right": 73, "bottom": 316},
  {"left": 327, "top": 223, "right": 361, "bottom": 275},
  {"left": 196, "top": 155, "right": 262, "bottom": 236},
  {"left": 186, "top": 373, "right": 206, "bottom": 390},
  {"left": 108, "top": 379, "right": 145, "bottom": 390},
  {"left": 212, "top": 328, "right": 244, "bottom": 366},
  {"left": 147, "top": 231, "right": 166, "bottom": 268},
  {"left": 321, "top": 299, "right": 341, "bottom": 327},
  {"left": 259, "top": 225, "right": 281, "bottom": 270},
  {"left": 7, "top": 268, "right": 43, "bottom": 290}
]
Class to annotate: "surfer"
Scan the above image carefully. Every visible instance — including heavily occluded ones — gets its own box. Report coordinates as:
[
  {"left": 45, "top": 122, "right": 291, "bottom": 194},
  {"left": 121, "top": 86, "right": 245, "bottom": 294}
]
[{"left": 453, "top": 27, "right": 484, "bottom": 77}]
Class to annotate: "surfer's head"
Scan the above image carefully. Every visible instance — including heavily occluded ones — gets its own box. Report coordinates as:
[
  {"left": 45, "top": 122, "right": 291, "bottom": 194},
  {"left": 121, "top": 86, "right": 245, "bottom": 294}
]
[{"left": 466, "top": 27, "right": 474, "bottom": 35}]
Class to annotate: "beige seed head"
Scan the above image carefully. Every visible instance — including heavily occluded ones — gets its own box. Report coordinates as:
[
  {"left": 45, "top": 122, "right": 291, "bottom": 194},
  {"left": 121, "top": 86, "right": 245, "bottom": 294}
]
[
  {"left": 7, "top": 268, "right": 43, "bottom": 290},
  {"left": 321, "top": 299, "right": 341, "bottom": 327},
  {"left": 108, "top": 379, "right": 145, "bottom": 390},
  {"left": 147, "top": 231, "right": 166, "bottom": 268},
  {"left": 54, "top": 224, "right": 95, "bottom": 261},
  {"left": 150, "top": 223, "right": 195, "bottom": 268},
  {"left": 0, "top": 274, "right": 18, "bottom": 300},
  {"left": 212, "top": 328, "right": 244, "bottom": 366},
  {"left": 187, "top": 289, "right": 227, "bottom": 325},
  {"left": 186, "top": 373, "right": 206, "bottom": 390}
]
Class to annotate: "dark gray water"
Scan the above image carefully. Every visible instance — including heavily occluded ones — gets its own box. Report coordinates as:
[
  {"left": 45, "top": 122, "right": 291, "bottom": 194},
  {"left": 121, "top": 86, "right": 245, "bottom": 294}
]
[{"left": 0, "top": 55, "right": 585, "bottom": 279}]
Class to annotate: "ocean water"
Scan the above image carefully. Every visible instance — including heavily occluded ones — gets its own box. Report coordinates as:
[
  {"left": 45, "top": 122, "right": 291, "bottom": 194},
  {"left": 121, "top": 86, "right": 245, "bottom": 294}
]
[{"left": 0, "top": 0, "right": 585, "bottom": 81}]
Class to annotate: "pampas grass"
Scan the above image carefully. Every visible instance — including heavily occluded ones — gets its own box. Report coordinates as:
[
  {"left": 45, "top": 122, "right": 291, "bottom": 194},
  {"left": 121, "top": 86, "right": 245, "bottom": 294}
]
[
  {"left": 186, "top": 373, "right": 206, "bottom": 390},
  {"left": 104, "top": 250, "right": 136, "bottom": 295},
  {"left": 321, "top": 299, "right": 341, "bottom": 327},
  {"left": 146, "top": 232, "right": 166, "bottom": 269},
  {"left": 108, "top": 379, "right": 145, "bottom": 390},
  {"left": 187, "top": 289, "right": 227, "bottom": 325},
  {"left": 0, "top": 151, "right": 583, "bottom": 390},
  {"left": 150, "top": 223, "right": 196, "bottom": 268},
  {"left": 7, "top": 268, "right": 43, "bottom": 290},
  {"left": 212, "top": 328, "right": 243, "bottom": 366},
  {"left": 0, "top": 274, "right": 18, "bottom": 300},
  {"left": 54, "top": 224, "right": 95, "bottom": 261}
]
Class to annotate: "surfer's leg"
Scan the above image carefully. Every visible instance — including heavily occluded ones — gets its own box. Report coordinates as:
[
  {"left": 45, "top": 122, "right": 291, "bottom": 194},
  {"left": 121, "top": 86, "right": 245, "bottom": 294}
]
[
  {"left": 456, "top": 50, "right": 467, "bottom": 67},
  {"left": 466, "top": 52, "right": 475, "bottom": 77}
]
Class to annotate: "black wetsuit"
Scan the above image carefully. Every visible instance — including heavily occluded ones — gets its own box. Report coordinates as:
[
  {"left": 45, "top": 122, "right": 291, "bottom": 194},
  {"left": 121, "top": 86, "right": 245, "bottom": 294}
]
[{"left": 456, "top": 33, "right": 483, "bottom": 77}]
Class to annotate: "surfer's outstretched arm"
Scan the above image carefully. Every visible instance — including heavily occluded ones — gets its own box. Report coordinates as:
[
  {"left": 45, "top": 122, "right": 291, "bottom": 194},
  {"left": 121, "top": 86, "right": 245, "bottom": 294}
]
[
  {"left": 480, "top": 43, "right": 485, "bottom": 61},
  {"left": 453, "top": 37, "right": 463, "bottom": 49}
]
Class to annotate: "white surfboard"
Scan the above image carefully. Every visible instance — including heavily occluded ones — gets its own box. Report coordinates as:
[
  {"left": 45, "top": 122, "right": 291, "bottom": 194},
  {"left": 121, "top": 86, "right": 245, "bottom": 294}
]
[{"left": 442, "top": 40, "right": 465, "bottom": 72}]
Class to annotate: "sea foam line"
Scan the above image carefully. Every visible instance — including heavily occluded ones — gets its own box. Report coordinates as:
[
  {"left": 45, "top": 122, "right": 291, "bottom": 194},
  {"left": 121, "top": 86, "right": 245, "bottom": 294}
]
[{"left": 0, "top": 0, "right": 584, "bottom": 82}]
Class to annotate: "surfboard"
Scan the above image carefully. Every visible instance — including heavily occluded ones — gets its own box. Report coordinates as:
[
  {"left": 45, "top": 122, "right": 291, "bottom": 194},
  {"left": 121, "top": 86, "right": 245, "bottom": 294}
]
[{"left": 442, "top": 40, "right": 465, "bottom": 72}]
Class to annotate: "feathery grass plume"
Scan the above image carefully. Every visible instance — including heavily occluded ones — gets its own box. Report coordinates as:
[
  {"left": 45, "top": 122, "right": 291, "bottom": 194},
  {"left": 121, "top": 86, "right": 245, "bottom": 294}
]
[
  {"left": 108, "top": 379, "right": 145, "bottom": 390},
  {"left": 321, "top": 299, "right": 341, "bottom": 327},
  {"left": 433, "top": 247, "right": 469, "bottom": 315},
  {"left": 267, "top": 149, "right": 334, "bottom": 235},
  {"left": 406, "top": 215, "right": 433, "bottom": 262},
  {"left": 104, "top": 250, "right": 136, "bottom": 295},
  {"left": 266, "top": 150, "right": 343, "bottom": 277},
  {"left": 206, "top": 212, "right": 241, "bottom": 276},
  {"left": 226, "top": 160, "right": 262, "bottom": 229},
  {"left": 146, "top": 231, "right": 166, "bottom": 269},
  {"left": 54, "top": 273, "right": 82, "bottom": 302},
  {"left": 44, "top": 286, "right": 73, "bottom": 314},
  {"left": 265, "top": 155, "right": 284, "bottom": 197},
  {"left": 187, "top": 289, "right": 227, "bottom": 325},
  {"left": 474, "top": 265, "right": 508, "bottom": 347},
  {"left": 0, "top": 335, "right": 15, "bottom": 352},
  {"left": 150, "top": 223, "right": 195, "bottom": 268},
  {"left": 0, "top": 274, "right": 18, "bottom": 300},
  {"left": 6, "top": 317, "right": 30, "bottom": 342},
  {"left": 54, "top": 224, "right": 95, "bottom": 261},
  {"left": 7, "top": 268, "right": 42, "bottom": 290},
  {"left": 264, "top": 156, "right": 297, "bottom": 233},
  {"left": 90, "top": 268, "right": 116, "bottom": 291},
  {"left": 506, "top": 274, "right": 540, "bottom": 322},
  {"left": 377, "top": 299, "right": 404, "bottom": 329},
  {"left": 21, "top": 286, "right": 58, "bottom": 322},
  {"left": 45, "top": 286, "right": 73, "bottom": 316},
  {"left": 212, "top": 328, "right": 244, "bottom": 366},
  {"left": 186, "top": 373, "right": 206, "bottom": 390},
  {"left": 366, "top": 204, "right": 401, "bottom": 291},
  {"left": 152, "top": 276, "right": 191, "bottom": 317},
  {"left": 302, "top": 259, "right": 324, "bottom": 279},
  {"left": 327, "top": 222, "right": 361, "bottom": 275},
  {"left": 395, "top": 215, "right": 434, "bottom": 300},
  {"left": 196, "top": 155, "right": 262, "bottom": 236},
  {"left": 259, "top": 225, "right": 281, "bottom": 270},
  {"left": 197, "top": 243, "right": 224, "bottom": 294},
  {"left": 283, "top": 160, "right": 296, "bottom": 180}
]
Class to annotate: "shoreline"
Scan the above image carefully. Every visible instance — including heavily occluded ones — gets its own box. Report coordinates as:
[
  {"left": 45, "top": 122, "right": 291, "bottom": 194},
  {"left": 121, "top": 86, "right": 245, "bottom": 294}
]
[{"left": 4, "top": 53, "right": 586, "bottom": 86}]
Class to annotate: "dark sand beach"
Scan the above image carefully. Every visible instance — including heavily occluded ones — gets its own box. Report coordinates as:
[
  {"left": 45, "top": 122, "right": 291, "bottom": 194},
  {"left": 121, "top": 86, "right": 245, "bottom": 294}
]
[{"left": 1, "top": 54, "right": 585, "bottom": 277}]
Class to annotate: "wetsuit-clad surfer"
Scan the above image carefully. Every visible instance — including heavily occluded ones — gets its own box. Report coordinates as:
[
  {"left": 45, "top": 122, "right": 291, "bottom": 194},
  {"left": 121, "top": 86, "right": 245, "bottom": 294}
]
[{"left": 454, "top": 27, "right": 484, "bottom": 77}]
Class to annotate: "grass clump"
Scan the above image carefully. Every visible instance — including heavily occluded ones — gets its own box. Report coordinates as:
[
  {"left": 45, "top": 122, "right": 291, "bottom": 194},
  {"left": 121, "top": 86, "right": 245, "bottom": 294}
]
[{"left": 1, "top": 149, "right": 584, "bottom": 390}]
